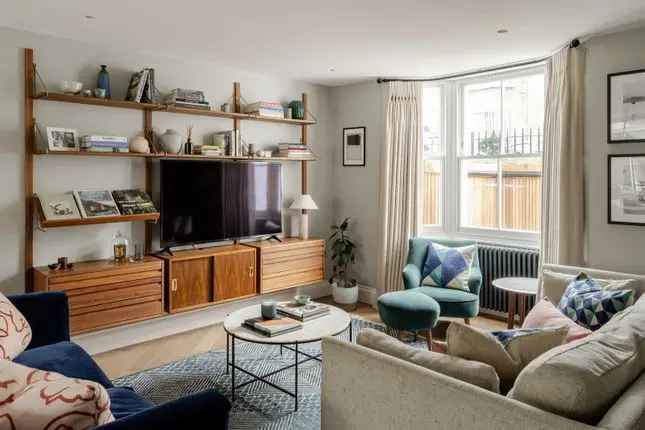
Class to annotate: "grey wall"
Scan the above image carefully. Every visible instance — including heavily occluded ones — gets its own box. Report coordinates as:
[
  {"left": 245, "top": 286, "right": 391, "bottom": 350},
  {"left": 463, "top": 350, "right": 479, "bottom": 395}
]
[
  {"left": 0, "top": 27, "right": 334, "bottom": 294},
  {"left": 585, "top": 26, "right": 645, "bottom": 274}
]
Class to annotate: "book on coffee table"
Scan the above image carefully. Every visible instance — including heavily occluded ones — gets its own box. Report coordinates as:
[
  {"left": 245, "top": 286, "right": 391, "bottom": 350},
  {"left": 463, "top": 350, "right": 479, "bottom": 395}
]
[
  {"left": 243, "top": 316, "right": 302, "bottom": 337},
  {"left": 276, "top": 301, "right": 331, "bottom": 322}
]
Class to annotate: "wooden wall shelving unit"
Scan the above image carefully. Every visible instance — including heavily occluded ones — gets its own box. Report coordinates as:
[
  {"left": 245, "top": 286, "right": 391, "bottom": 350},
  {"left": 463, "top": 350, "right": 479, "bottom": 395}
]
[{"left": 23, "top": 47, "right": 316, "bottom": 295}]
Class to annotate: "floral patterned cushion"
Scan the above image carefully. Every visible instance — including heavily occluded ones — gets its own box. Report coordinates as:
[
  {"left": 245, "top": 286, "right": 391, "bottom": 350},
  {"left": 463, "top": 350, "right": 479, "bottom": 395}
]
[
  {"left": 0, "top": 359, "right": 114, "bottom": 429},
  {"left": 0, "top": 293, "right": 31, "bottom": 360}
]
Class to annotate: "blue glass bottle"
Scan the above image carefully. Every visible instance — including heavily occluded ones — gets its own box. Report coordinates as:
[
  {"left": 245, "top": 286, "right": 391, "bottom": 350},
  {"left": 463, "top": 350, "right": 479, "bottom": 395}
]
[{"left": 97, "top": 65, "right": 111, "bottom": 99}]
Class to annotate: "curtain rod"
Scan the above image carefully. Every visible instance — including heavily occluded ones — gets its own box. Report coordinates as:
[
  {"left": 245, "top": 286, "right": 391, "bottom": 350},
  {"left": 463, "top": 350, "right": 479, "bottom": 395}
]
[{"left": 377, "top": 38, "right": 580, "bottom": 84}]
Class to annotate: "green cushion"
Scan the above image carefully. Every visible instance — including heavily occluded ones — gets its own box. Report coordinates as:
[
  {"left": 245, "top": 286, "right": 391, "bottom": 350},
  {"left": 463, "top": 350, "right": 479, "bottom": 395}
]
[
  {"left": 377, "top": 291, "right": 440, "bottom": 331},
  {"left": 413, "top": 286, "right": 479, "bottom": 318}
]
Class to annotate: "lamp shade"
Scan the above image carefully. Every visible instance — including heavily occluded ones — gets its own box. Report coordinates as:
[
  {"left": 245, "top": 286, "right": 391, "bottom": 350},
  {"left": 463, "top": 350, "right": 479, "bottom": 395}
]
[{"left": 289, "top": 194, "right": 318, "bottom": 210}]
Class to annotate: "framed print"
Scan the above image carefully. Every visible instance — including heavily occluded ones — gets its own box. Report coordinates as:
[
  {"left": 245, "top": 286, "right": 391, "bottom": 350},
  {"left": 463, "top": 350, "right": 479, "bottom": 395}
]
[
  {"left": 343, "top": 127, "right": 366, "bottom": 166},
  {"left": 608, "top": 154, "right": 645, "bottom": 225},
  {"left": 46, "top": 127, "right": 78, "bottom": 151},
  {"left": 608, "top": 69, "right": 645, "bottom": 143}
]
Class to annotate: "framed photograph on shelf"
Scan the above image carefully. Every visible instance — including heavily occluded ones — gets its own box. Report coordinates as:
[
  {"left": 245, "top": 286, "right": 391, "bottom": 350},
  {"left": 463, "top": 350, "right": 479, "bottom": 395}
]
[
  {"left": 343, "top": 127, "right": 366, "bottom": 166},
  {"left": 46, "top": 127, "right": 78, "bottom": 151},
  {"left": 73, "top": 190, "right": 121, "bottom": 218},
  {"left": 38, "top": 193, "right": 81, "bottom": 221},
  {"left": 608, "top": 69, "right": 645, "bottom": 144},
  {"left": 608, "top": 154, "right": 645, "bottom": 225}
]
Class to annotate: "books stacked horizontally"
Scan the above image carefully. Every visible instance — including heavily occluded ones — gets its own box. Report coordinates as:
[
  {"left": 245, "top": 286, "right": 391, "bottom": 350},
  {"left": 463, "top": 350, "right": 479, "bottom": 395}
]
[
  {"left": 165, "top": 88, "right": 210, "bottom": 110},
  {"left": 80, "top": 135, "right": 129, "bottom": 153},
  {"left": 197, "top": 145, "right": 224, "bottom": 157},
  {"left": 244, "top": 101, "right": 284, "bottom": 119},
  {"left": 276, "top": 301, "right": 330, "bottom": 322},
  {"left": 277, "top": 142, "right": 314, "bottom": 159},
  {"left": 243, "top": 317, "right": 302, "bottom": 337}
]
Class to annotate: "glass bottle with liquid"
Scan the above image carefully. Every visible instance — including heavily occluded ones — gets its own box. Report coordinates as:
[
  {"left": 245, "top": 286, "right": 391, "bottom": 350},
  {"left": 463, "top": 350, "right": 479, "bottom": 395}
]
[{"left": 112, "top": 231, "right": 128, "bottom": 263}]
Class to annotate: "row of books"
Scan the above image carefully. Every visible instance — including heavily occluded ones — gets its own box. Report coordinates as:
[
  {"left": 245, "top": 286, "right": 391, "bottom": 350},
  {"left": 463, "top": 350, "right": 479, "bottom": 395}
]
[
  {"left": 244, "top": 101, "right": 284, "bottom": 119},
  {"left": 125, "top": 69, "right": 159, "bottom": 103},
  {"left": 39, "top": 190, "right": 157, "bottom": 222},
  {"left": 80, "top": 135, "right": 129, "bottom": 153},
  {"left": 242, "top": 302, "right": 330, "bottom": 337},
  {"left": 277, "top": 143, "right": 314, "bottom": 158}
]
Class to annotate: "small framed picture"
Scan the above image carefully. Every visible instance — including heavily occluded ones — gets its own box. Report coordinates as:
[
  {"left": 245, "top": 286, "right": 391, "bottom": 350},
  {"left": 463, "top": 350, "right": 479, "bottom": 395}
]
[
  {"left": 46, "top": 127, "right": 78, "bottom": 151},
  {"left": 608, "top": 69, "right": 645, "bottom": 144},
  {"left": 343, "top": 127, "right": 366, "bottom": 166},
  {"left": 608, "top": 154, "right": 645, "bottom": 225}
]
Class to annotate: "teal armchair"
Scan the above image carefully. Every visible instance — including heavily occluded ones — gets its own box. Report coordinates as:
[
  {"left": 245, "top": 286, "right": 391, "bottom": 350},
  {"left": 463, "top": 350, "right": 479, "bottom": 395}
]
[{"left": 402, "top": 237, "right": 482, "bottom": 323}]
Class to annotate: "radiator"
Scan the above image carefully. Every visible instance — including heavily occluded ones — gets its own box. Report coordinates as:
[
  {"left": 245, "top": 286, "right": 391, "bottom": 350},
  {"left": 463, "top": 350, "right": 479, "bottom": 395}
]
[{"left": 477, "top": 244, "right": 540, "bottom": 318}]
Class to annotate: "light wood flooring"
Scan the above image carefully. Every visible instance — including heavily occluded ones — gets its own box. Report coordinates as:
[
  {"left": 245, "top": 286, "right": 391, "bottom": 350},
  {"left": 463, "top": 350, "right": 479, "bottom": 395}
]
[{"left": 93, "top": 297, "right": 505, "bottom": 379}]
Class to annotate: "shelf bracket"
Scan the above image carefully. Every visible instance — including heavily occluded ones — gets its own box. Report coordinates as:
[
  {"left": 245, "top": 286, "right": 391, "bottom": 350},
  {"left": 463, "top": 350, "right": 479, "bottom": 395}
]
[{"left": 33, "top": 64, "right": 49, "bottom": 96}]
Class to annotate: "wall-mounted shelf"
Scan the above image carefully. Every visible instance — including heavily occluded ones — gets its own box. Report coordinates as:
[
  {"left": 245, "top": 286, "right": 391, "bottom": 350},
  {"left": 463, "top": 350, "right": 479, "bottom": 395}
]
[
  {"left": 34, "top": 92, "right": 164, "bottom": 111},
  {"left": 33, "top": 150, "right": 316, "bottom": 162}
]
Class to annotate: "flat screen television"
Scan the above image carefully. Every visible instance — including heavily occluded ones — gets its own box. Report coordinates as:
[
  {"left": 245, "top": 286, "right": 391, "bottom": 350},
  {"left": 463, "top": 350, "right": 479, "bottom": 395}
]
[{"left": 160, "top": 160, "right": 282, "bottom": 247}]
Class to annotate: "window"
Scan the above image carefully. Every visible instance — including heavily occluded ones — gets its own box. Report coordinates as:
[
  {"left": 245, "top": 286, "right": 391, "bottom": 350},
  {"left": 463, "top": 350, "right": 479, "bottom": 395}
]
[{"left": 421, "top": 68, "right": 544, "bottom": 245}]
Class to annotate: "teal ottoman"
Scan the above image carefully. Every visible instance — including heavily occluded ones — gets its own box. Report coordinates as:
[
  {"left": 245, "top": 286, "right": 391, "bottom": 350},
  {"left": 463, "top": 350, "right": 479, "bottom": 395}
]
[{"left": 377, "top": 290, "right": 440, "bottom": 350}]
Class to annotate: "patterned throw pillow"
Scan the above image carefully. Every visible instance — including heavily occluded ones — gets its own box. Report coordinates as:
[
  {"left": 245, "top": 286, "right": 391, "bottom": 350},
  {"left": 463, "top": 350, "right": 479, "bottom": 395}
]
[
  {"left": 421, "top": 242, "right": 476, "bottom": 291},
  {"left": 0, "top": 292, "right": 32, "bottom": 360},
  {"left": 0, "top": 359, "right": 114, "bottom": 429},
  {"left": 558, "top": 273, "right": 634, "bottom": 331}
]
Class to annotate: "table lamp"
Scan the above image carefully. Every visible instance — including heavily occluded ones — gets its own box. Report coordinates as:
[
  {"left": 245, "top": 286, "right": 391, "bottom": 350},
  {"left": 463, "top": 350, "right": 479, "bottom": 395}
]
[{"left": 289, "top": 194, "right": 318, "bottom": 240}]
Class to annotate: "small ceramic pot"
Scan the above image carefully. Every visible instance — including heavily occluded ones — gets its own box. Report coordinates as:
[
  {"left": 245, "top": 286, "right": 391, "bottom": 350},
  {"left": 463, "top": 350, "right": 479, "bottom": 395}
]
[
  {"left": 130, "top": 135, "right": 150, "bottom": 154},
  {"left": 94, "top": 88, "right": 106, "bottom": 99},
  {"left": 261, "top": 301, "right": 277, "bottom": 319},
  {"left": 332, "top": 283, "right": 359, "bottom": 305},
  {"left": 159, "top": 129, "right": 183, "bottom": 154},
  {"left": 294, "top": 294, "right": 311, "bottom": 305}
]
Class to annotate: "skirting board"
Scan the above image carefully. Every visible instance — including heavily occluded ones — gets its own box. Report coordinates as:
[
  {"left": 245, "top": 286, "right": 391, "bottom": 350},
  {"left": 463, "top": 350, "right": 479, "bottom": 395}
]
[{"left": 74, "top": 282, "right": 331, "bottom": 356}]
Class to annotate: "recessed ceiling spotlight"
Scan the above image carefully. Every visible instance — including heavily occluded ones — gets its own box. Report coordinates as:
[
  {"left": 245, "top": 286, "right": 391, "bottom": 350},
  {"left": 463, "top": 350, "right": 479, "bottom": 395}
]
[
  {"left": 329, "top": 67, "right": 336, "bottom": 72},
  {"left": 85, "top": 15, "right": 96, "bottom": 19},
  {"left": 497, "top": 29, "right": 509, "bottom": 34}
]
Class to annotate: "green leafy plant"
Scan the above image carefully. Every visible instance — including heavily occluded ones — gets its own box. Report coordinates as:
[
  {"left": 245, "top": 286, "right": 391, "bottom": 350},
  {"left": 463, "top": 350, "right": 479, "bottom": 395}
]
[{"left": 328, "top": 217, "right": 357, "bottom": 288}]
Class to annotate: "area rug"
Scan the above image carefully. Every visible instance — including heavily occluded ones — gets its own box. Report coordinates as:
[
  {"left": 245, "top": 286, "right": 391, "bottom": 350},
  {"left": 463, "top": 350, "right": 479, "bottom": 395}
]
[{"left": 114, "top": 318, "right": 426, "bottom": 430}]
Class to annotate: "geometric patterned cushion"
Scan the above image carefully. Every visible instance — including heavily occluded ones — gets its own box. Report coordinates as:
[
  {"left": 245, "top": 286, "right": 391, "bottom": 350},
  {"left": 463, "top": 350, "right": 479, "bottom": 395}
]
[
  {"left": 557, "top": 273, "right": 634, "bottom": 331},
  {"left": 0, "top": 359, "right": 114, "bottom": 429},
  {"left": 490, "top": 328, "right": 549, "bottom": 347},
  {"left": 0, "top": 292, "right": 32, "bottom": 360},
  {"left": 421, "top": 242, "right": 475, "bottom": 291}
]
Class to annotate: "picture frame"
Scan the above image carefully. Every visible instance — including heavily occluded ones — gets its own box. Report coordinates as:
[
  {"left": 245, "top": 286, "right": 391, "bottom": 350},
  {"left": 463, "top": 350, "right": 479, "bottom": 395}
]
[
  {"left": 46, "top": 127, "right": 78, "bottom": 151},
  {"left": 608, "top": 154, "right": 645, "bottom": 226},
  {"left": 608, "top": 69, "right": 645, "bottom": 144},
  {"left": 343, "top": 126, "right": 366, "bottom": 166}
]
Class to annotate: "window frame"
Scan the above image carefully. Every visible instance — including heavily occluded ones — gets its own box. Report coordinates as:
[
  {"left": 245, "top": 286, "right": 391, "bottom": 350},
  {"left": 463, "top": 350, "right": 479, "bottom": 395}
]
[{"left": 421, "top": 83, "right": 446, "bottom": 232}]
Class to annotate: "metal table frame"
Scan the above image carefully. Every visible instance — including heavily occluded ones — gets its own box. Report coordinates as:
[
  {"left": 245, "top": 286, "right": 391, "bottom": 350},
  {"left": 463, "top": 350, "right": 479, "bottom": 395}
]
[{"left": 225, "top": 321, "right": 352, "bottom": 411}]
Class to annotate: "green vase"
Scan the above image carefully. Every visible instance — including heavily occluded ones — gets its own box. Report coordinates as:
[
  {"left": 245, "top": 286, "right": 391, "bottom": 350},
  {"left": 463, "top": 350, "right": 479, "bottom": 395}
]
[{"left": 289, "top": 100, "right": 304, "bottom": 120}]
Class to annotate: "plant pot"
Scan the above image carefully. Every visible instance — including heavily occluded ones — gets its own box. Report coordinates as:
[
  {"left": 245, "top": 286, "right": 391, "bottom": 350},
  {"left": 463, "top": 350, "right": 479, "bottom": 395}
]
[{"left": 332, "top": 283, "right": 359, "bottom": 305}]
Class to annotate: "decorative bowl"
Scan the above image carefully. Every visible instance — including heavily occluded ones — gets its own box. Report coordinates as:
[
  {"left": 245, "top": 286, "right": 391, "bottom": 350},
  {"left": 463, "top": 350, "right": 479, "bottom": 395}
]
[
  {"left": 61, "top": 81, "right": 83, "bottom": 94},
  {"left": 294, "top": 294, "right": 311, "bottom": 305}
]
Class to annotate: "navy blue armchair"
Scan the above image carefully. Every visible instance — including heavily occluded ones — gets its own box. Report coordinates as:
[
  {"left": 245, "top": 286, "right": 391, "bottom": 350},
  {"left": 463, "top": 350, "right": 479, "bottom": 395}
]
[{"left": 10, "top": 292, "right": 231, "bottom": 429}]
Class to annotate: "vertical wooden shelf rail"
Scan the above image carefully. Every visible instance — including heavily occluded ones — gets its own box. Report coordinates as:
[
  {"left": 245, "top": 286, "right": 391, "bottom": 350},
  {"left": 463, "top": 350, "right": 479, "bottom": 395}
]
[
  {"left": 24, "top": 48, "right": 34, "bottom": 292},
  {"left": 144, "top": 109, "right": 154, "bottom": 254}
]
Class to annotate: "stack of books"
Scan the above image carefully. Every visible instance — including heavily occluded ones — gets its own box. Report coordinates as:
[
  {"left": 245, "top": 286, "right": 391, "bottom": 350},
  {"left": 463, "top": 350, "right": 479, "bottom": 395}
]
[
  {"left": 277, "top": 301, "right": 330, "bottom": 322},
  {"left": 243, "top": 316, "right": 302, "bottom": 337},
  {"left": 80, "top": 135, "right": 129, "bottom": 153},
  {"left": 244, "top": 101, "right": 284, "bottom": 119},
  {"left": 165, "top": 88, "right": 210, "bottom": 110},
  {"left": 277, "top": 143, "right": 313, "bottom": 159},
  {"left": 198, "top": 145, "right": 225, "bottom": 157}
]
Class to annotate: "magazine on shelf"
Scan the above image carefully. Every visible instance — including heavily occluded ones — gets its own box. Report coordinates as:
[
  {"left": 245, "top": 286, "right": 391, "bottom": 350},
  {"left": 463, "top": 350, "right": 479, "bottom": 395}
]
[
  {"left": 276, "top": 301, "right": 330, "bottom": 321},
  {"left": 125, "top": 69, "right": 150, "bottom": 103},
  {"left": 38, "top": 193, "right": 82, "bottom": 221},
  {"left": 73, "top": 190, "right": 120, "bottom": 218},
  {"left": 242, "top": 317, "right": 302, "bottom": 337},
  {"left": 112, "top": 189, "right": 157, "bottom": 215}
]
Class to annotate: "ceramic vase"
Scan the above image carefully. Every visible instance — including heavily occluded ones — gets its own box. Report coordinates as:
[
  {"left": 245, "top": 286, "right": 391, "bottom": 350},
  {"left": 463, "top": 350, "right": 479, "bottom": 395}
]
[
  {"left": 97, "top": 65, "right": 111, "bottom": 99},
  {"left": 159, "top": 129, "right": 183, "bottom": 154},
  {"left": 289, "top": 100, "right": 304, "bottom": 119},
  {"left": 130, "top": 135, "right": 150, "bottom": 154}
]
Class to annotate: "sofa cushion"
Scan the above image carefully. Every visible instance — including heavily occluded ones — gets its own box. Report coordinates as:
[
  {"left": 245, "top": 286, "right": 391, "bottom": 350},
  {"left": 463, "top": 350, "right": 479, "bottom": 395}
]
[
  {"left": 14, "top": 341, "right": 113, "bottom": 389},
  {"left": 447, "top": 322, "right": 567, "bottom": 393},
  {"left": 108, "top": 387, "right": 154, "bottom": 420},
  {"left": 557, "top": 273, "right": 634, "bottom": 331},
  {"left": 509, "top": 294, "right": 645, "bottom": 424},
  {"left": 414, "top": 286, "right": 479, "bottom": 318},
  {"left": 522, "top": 298, "right": 591, "bottom": 343},
  {"left": 0, "top": 359, "right": 114, "bottom": 428},
  {"left": 421, "top": 242, "right": 476, "bottom": 291},
  {"left": 0, "top": 292, "right": 32, "bottom": 360},
  {"left": 542, "top": 270, "right": 639, "bottom": 304},
  {"left": 357, "top": 328, "right": 500, "bottom": 393}
]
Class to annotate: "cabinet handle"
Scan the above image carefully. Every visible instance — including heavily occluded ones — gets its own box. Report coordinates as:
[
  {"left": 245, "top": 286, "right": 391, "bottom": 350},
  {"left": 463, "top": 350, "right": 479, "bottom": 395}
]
[
  {"left": 171, "top": 278, "right": 178, "bottom": 292},
  {"left": 248, "top": 265, "right": 254, "bottom": 278}
]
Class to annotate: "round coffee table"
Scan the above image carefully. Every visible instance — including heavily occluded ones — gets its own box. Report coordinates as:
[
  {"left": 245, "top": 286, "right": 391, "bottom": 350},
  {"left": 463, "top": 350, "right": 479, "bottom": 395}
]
[
  {"left": 492, "top": 277, "right": 539, "bottom": 329},
  {"left": 224, "top": 303, "right": 351, "bottom": 411}
]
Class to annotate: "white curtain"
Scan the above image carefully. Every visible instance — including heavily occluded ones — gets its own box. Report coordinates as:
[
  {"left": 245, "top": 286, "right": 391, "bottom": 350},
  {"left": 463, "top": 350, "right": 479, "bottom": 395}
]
[
  {"left": 376, "top": 82, "right": 423, "bottom": 295},
  {"left": 540, "top": 45, "right": 586, "bottom": 266}
]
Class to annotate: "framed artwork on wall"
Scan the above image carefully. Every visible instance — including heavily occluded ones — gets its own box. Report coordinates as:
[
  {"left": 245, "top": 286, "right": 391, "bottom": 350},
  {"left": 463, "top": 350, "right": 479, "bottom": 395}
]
[
  {"left": 343, "top": 127, "right": 366, "bottom": 166},
  {"left": 608, "top": 69, "right": 645, "bottom": 144},
  {"left": 608, "top": 154, "right": 645, "bottom": 225}
]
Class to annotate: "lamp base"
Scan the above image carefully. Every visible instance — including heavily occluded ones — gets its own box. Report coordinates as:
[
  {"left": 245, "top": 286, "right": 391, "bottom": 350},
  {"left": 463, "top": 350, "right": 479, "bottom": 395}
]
[{"left": 299, "top": 212, "right": 309, "bottom": 240}]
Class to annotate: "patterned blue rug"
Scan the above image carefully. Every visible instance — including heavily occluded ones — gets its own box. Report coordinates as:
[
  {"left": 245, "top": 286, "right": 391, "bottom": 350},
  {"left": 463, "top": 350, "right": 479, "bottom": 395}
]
[{"left": 114, "top": 318, "right": 425, "bottom": 429}]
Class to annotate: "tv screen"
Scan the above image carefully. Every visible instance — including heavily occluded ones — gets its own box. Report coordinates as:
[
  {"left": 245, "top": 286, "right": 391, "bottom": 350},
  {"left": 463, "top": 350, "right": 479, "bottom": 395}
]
[{"left": 160, "top": 160, "right": 282, "bottom": 247}]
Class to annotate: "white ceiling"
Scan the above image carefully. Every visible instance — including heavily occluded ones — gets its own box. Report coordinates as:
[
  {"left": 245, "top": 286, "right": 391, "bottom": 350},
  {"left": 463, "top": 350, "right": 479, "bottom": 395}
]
[{"left": 3, "top": 0, "right": 645, "bottom": 86}]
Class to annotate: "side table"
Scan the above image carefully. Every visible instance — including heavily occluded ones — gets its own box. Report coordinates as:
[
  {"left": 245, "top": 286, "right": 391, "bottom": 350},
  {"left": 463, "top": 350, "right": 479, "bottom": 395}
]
[{"left": 492, "top": 277, "right": 539, "bottom": 329}]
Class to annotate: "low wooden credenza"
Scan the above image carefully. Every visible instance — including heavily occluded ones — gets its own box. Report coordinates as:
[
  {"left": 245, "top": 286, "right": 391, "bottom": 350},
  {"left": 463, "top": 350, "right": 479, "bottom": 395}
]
[{"left": 33, "top": 257, "right": 164, "bottom": 334}]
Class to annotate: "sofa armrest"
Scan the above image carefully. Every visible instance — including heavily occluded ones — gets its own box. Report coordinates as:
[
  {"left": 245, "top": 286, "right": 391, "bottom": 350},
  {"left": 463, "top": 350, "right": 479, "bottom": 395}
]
[
  {"left": 10, "top": 292, "right": 70, "bottom": 349},
  {"left": 468, "top": 265, "right": 483, "bottom": 297},
  {"left": 402, "top": 263, "right": 422, "bottom": 290},
  {"left": 321, "top": 337, "right": 596, "bottom": 430},
  {"left": 99, "top": 389, "right": 231, "bottom": 430}
]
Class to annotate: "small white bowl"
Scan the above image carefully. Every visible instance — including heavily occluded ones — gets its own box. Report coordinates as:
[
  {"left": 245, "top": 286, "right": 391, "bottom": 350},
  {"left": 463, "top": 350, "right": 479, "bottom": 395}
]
[{"left": 61, "top": 81, "right": 83, "bottom": 94}]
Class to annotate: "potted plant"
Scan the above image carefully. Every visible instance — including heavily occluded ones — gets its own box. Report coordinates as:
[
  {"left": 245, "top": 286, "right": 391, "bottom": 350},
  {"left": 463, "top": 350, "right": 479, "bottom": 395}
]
[{"left": 328, "top": 218, "right": 359, "bottom": 306}]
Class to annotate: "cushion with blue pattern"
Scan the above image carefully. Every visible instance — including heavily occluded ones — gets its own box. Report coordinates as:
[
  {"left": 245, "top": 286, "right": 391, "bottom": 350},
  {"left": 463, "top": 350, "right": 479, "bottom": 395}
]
[
  {"left": 557, "top": 273, "right": 634, "bottom": 331},
  {"left": 421, "top": 242, "right": 476, "bottom": 291}
]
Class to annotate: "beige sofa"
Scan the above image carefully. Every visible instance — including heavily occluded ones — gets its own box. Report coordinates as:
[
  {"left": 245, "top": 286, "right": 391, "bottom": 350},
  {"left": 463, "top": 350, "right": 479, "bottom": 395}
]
[{"left": 321, "top": 264, "right": 645, "bottom": 430}]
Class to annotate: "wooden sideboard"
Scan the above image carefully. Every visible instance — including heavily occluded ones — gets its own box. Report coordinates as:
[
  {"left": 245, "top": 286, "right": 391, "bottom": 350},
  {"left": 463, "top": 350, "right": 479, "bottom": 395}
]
[
  {"left": 33, "top": 257, "right": 164, "bottom": 334},
  {"left": 243, "top": 238, "right": 325, "bottom": 293},
  {"left": 156, "top": 245, "right": 257, "bottom": 313}
]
